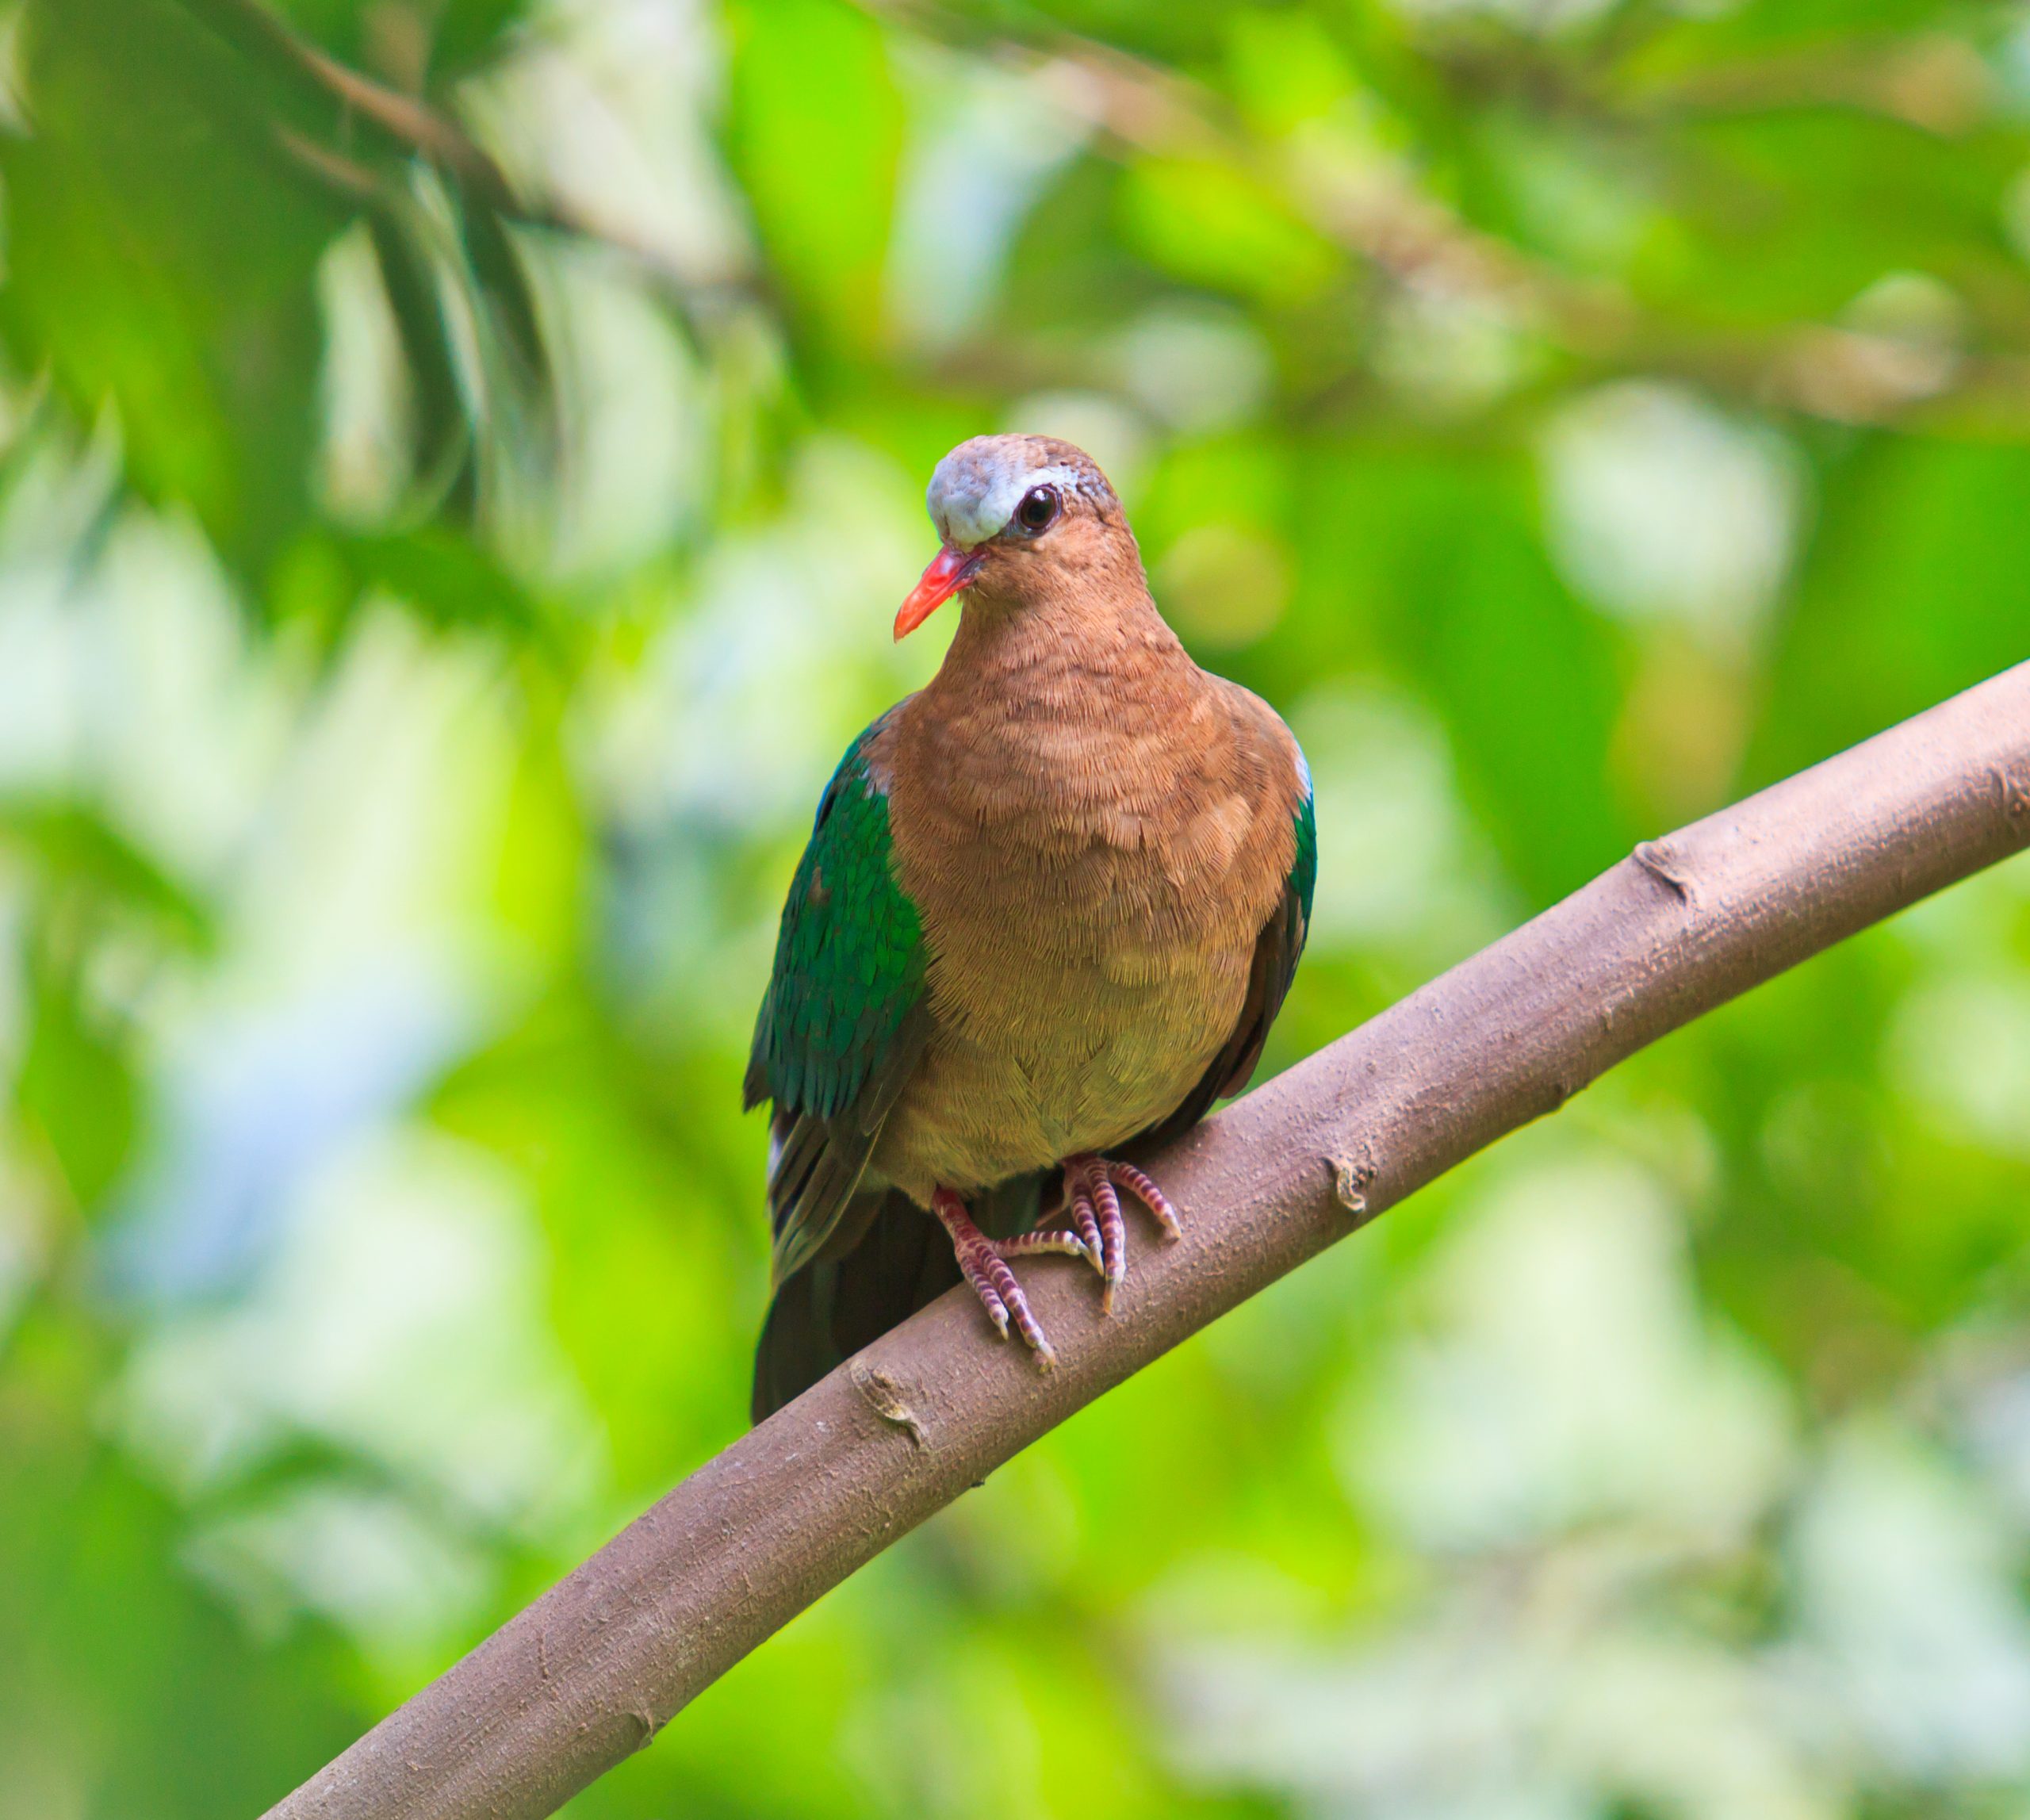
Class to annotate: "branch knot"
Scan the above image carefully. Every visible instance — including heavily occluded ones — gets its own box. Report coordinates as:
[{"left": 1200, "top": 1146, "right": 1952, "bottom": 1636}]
[
  {"left": 1632, "top": 839, "right": 1697, "bottom": 906},
  {"left": 848, "top": 1358, "right": 929, "bottom": 1449},
  {"left": 1331, "top": 1155, "right": 1377, "bottom": 1217}
]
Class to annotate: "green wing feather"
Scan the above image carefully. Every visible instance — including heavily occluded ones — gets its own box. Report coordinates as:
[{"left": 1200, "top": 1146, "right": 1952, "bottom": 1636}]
[
  {"left": 1289, "top": 760, "right": 1318, "bottom": 938},
  {"left": 746, "top": 711, "right": 929, "bottom": 1284}
]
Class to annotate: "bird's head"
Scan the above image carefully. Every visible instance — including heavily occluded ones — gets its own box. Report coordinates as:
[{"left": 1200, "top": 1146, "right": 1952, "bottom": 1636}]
[{"left": 894, "top": 434, "right": 1131, "bottom": 639}]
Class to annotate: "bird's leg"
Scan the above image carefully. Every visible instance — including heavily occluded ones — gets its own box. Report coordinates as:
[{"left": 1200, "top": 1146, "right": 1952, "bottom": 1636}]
[
  {"left": 931, "top": 1187, "right": 1086, "bottom": 1370},
  {"left": 1061, "top": 1154, "right": 1183, "bottom": 1313}
]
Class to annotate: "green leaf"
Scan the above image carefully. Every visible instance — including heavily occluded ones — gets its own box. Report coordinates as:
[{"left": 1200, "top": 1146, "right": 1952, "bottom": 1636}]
[{"left": 726, "top": 0, "right": 902, "bottom": 356}]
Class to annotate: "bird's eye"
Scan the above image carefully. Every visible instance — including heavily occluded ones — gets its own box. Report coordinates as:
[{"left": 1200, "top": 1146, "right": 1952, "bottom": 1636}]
[{"left": 1013, "top": 485, "right": 1060, "bottom": 534}]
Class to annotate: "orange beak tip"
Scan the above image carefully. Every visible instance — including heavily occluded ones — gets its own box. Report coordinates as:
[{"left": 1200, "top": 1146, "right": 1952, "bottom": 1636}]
[{"left": 895, "top": 546, "right": 977, "bottom": 640}]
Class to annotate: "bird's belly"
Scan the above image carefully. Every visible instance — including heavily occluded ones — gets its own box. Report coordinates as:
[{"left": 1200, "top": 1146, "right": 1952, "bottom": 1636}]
[{"left": 871, "top": 938, "right": 1247, "bottom": 1201}]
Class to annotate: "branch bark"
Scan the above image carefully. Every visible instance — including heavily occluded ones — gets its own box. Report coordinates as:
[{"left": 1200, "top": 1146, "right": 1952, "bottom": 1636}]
[{"left": 268, "top": 660, "right": 2030, "bottom": 1820}]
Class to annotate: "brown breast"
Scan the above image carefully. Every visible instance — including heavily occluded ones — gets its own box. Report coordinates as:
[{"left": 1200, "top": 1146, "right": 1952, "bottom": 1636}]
[{"left": 871, "top": 597, "right": 1303, "bottom": 1197}]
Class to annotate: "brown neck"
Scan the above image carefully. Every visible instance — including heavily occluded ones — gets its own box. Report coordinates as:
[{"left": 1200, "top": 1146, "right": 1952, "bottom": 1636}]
[
  {"left": 929, "top": 561, "right": 1193, "bottom": 715},
  {"left": 901, "top": 556, "right": 1224, "bottom": 849}
]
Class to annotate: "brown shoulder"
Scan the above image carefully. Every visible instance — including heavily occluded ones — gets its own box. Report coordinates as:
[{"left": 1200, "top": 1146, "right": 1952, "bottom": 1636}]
[
  {"left": 860, "top": 693, "right": 916, "bottom": 791},
  {"left": 1208, "top": 675, "right": 1308, "bottom": 819}
]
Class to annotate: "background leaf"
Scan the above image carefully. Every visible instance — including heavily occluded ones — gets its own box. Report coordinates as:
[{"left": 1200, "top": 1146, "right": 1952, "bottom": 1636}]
[{"left": 0, "top": 2, "right": 2028, "bottom": 1817}]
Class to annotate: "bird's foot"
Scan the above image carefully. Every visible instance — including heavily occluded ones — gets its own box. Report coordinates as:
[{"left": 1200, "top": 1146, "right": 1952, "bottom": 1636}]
[
  {"left": 931, "top": 1187, "right": 1092, "bottom": 1370},
  {"left": 929, "top": 1159, "right": 1182, "bottom": 1366},
  {"left": 1059, "top": 1153, "right": 1182, "bottom": 1314}
]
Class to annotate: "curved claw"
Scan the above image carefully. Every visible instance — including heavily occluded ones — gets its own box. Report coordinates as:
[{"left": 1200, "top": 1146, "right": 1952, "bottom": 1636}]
[
  {"left": 1062, "top": 1153, "right": 1185, "bottom": 1315},
  {"left": 1059, "top": 1186, "right": 1108, "bottom": 1279},
  {"left": 933, "top": 1188, "right": 1059, "bottom": 1369},
  {"left": 994, "top": 1227, "right": 1094, "bottom": 1266},
  {"left": 1106, "top": 1159, "right": 1182, "bottom": 1243}
]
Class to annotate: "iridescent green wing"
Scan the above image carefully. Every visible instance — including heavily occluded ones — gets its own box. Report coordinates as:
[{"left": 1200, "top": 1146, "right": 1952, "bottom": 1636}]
[{"left": 745, "top": 709, "right": 929, "bottom": 1283}]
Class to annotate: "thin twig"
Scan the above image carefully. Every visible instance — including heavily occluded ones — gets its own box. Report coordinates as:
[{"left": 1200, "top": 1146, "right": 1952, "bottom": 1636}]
[
  {"left": 178, "top": 0, "right": 759, "bottom": 328},
  {"left": 860, "top": 0, "right": 2029, "bottom": 427},
  {"left": 267, "top": 661, "right": 2030, "bottom": 1820},
  {"left": 180, "top": 0, "right": 519, "bottom": 201}
]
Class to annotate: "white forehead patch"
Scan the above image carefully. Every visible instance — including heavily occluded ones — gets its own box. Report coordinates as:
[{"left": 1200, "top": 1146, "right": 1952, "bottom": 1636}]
[{"left": 927, "top": 454, "right": 1092, "bottom": 550}]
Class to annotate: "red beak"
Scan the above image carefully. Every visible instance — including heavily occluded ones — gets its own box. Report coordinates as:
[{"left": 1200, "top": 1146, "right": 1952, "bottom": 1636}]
[{"left": 894, "top": 546, "right": 980, "bottom": 640}]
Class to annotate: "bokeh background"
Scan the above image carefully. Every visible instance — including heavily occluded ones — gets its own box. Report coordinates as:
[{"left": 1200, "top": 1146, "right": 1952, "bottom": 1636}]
[{"left": 5, "top": 0, "right": 2030, "bottom": 1814}]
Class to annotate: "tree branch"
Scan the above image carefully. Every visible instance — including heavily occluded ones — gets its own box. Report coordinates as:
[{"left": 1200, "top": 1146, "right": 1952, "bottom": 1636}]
[{"left": 268, "top": 661, "right": 2030, "bottom": 1820}]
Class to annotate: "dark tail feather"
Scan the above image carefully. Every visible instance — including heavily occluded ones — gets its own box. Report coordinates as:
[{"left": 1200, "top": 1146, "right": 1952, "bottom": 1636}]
[{"left": 751, "top": 1175, "right": 1044, "bottom": 1422}]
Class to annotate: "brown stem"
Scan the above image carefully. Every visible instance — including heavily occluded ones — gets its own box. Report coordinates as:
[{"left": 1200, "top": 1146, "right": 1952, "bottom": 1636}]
[
  {"left": 179, "top": 0, "right": 517, "bottom": 201},
  {"left": 266, "top": 660, "right": 2030, "bottom": 1820}
]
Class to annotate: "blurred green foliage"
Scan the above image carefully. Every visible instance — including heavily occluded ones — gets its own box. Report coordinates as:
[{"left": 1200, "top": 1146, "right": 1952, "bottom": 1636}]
[{"left": 2, "top": 1, "right": 2030, "bottom": 1816}]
